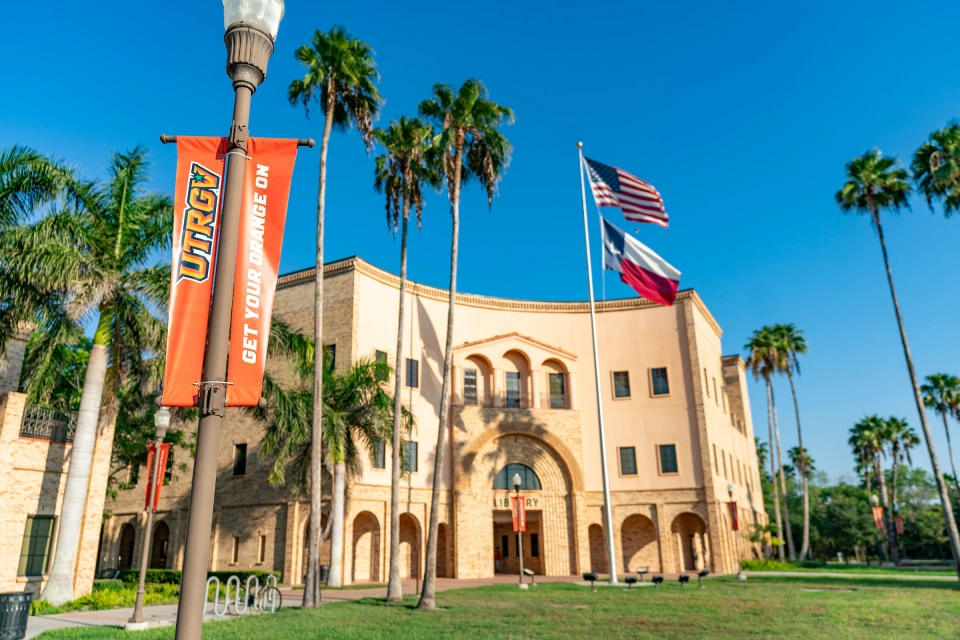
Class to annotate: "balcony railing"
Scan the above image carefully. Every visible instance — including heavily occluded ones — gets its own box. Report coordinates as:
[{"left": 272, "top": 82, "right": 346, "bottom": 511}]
[
  {"left": 20, "top": 405, "right": 77, "bottom": 443},
  {"left": 454, "top": 392, "right": 569, "bottom": 410}
]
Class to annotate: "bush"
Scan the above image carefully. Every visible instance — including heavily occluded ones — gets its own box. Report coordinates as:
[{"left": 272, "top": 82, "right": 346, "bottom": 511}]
[
  {"left": 117, "top": 568, "right": 281, "bottom": 586},
  {"left": 30, "top": 581, "right": 180, "bottom": 616},
  {"left": 740, "top": 559, "right": 826, "bottom": 571}
]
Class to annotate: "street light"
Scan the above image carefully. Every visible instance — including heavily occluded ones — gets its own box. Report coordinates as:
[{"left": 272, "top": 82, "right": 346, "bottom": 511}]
[
  {"left": 125, "top": 406, "right": 171, "bottom": 631},
  {"left": 173, "top": 3, "right": 283, "bottom": 639},
  {"left": 728, "top": 482, "right": 746, "bottom": 581},
  {"left": 513, "top": 473, "right": 527, "bottom": 589}
]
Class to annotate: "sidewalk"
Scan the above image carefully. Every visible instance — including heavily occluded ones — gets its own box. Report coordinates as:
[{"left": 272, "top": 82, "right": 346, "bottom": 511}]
[{"left": 744, "top": 570, "right": 956, "bottom": 581}]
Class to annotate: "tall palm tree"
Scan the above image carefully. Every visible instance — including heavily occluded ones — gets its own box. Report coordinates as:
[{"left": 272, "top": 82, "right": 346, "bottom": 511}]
[
  {"left": 416, "top": 79, "right": 513, "bottom": 609},
  {"left": 755, "top": 438, "right": 769, "bottom": 472},
  {"left": 745, "top": 327, "right": 793, "bottom": 560},
  {"left": 288, "top": 24, "right": 382, "bottom": 608},
  {"left": 922, "top": 373, "right": 960, "bottom": 498},
  {"left": 850, "top": 416, "right": 899, "bottom": 563},
  {"left": 373, "top": 116, "right": 437, "bottom": 602},
  {"left": 836, "top": 149, "right": 960, "bottom": 578},
  {"left": 885, "top": 416, "right": 918, "bottom": 511},
  {"left": 912, "top": 121, "right": 960, "bottom": 215},
  {"left": 771, "top": 323, "right": 811, "bottom": 559},
  {"left": 1, "top": 147, "right": 172, "bottom": 604},
  {"left": 787, "top": 446, "right": 815, "bottom": 479}
]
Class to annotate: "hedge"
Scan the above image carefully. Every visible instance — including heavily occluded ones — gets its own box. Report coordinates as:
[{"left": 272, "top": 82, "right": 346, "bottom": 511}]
[
  {"left": 117, "top": 569, "right": 281, "bottom": 585},
  {"left": 740, "top": 559, "right": 827, "bottom": 571}
]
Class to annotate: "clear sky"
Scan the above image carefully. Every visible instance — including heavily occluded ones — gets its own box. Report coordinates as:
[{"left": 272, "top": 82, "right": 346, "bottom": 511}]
[{"left": 4, "top": 1, "right": 960, "bottom": 481}]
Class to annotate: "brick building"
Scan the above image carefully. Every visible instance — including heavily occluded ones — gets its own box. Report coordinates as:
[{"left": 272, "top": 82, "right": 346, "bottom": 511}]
[{"left": 90, "top": 256, "right": 764, "bottom": 585}]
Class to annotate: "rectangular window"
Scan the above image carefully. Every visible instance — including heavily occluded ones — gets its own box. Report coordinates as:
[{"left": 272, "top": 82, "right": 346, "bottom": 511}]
[
  {"left": 231, "top": 536, "right": 240, "bottom": 564},
  {"left": 650, "top": 367, "right": 669, "bottom": 396},
  {"left": 258, "top": 535, "right": 267, "bottom": 563},
  {"left": 406, "top": 358, "right": 419, "bottom": 388},
  {"left": 233, "top": 444, "right": 247, "bottom": 477},
  {"left": 738, "top": 460, "right": 743, "bottom": 485},
  {"left": 531, "top": 533, "right": 539, "bottom": 557},
  {"left": 659, "top": 444, "right": 679, "bottom": 474},
  {"left": 713, "top": 444, "right": 719, "bottom": 474},
  {"left": 505, "top": 372, "right": 521, "bottom": 408},
  {"left": 463, "top": 368, "right": 478, "bottom": 405},
  {"left": 404, "top": 441, "right": 418, "bottom": 473},
  {"left": 713, "top": 379, "right": 719, "bottom": 405},
  {"left": 325, "top": 344, "right": 337, "bottom": 371},
  {"left": 722, "top": 391, "right": 727, "bottom": 413},
  {"left": 501, "top": 535, "right": 509, "bottom": 558},
  {"left": 619, "top": 446, "right": 638, "bottom": 476},
  {"left": 549, "top": 373, "right": 566, "bottom": 408},
  {"left": 704, "top": 368, "right": 710, "bottom": 396},
  {"left": 613, "top": 371, "right": 631, "bottom": 398},
  {"left": 372, "top": 440, "right": 385, "bottom": 469},
  {"left": 375, "top": 350, "right": 388, "bottom": 381},
  {"left": 722, "top": 450, "right": 728, "bottom": 478},
  {"left": 18, "top": 516, "right": 54, "bottom": 576}
]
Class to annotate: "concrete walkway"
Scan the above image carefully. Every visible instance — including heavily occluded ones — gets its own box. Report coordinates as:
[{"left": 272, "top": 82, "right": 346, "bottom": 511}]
[{"left": 744, "top": 570, "right": 956, "bottom": 581}]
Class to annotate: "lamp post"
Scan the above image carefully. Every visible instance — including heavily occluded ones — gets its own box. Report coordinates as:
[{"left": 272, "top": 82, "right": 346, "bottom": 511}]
[
  {"left": 173, "top": 2, "right": 283, "bottom": 639},
  {"left": 728, "top": 482, "right": 746, "bottom": 580},
  {"left": 125, "top": 407, "right": 171, "bottom": 630},
  {"left": 513, "top": 473, "right": 526, "bottom": 588}
]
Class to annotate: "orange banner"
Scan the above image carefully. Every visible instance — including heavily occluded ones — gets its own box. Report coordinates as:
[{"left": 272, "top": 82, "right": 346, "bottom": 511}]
[
  {"left": 145, "top": 443, "right": 170, "bottom": 512},
  {"left": 225, "top": 138, "right": 299, "bottom": 406},
  {"left": 161, "top": 137, "right": 227, "bottom": 407},
  {"left": 511, "top": 496, "right": 526, "bottom": 532},
  {"left": 872, "top": 506, "right": 885, "bottom": 530},
  {"left": 727, "top": 501, "right": 739, "bottom": 531}
]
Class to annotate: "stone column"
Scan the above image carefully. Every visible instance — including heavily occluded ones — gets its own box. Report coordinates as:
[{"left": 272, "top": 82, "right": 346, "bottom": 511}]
[
  {"left": 493, "top": 368, "right": 503, "bottom": 408},
  {"left": 567, "top": 372, "right": 578, "bottom": 410},
  {"left": 655, "top": 503, "right": 673, "bottom": 573},
  {"left": 530, "top": 369, "right": 540, "bottom": 409},
  {"left": 283, "top": 501, "right": 299, "bottom": 584},
  {"left": 453, "top": 366, "right": 463, "bottom": 406}
]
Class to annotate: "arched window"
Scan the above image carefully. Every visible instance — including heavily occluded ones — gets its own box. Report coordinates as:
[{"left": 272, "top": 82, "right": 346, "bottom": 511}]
[{"left": 493, "top": 463, "right": 542, "bottom": 490}]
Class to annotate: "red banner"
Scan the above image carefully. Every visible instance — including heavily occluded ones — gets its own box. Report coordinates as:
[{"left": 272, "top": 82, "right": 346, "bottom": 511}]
[
  {"left": 727, "top": 501, "right": 739, "bottom": 531},
  {"left": 162, "top": 137, "right": 227, "bottom": 407},
  {"left": 144, "top": 443, "right": 170, "bottom": 512},
  {"left": 894, "top": 515, "right": 904, "bottom": 535},
  {"left": 225, "top": 138, "right": 299, "bottom": 407},
  {"left": 511, "top": 496, "right": 526, "bottom": 532},
  {"left": 872, "top": 506, "right": 885, "bottom": 530}
]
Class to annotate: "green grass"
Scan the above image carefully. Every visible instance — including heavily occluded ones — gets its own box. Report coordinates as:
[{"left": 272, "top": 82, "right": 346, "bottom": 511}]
[
  {"left": 34, "top": 575, "right": 960, "bottom": 639},
  {"left": 31, "top": 581, "right": 180, "bottom": 616},
  {"left": 743, "top": 559, "right": 954, "bottom": 576}
]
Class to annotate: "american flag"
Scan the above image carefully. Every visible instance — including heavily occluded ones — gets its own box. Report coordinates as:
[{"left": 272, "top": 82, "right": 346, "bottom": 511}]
[{"left": 583, "top": 157, "right": 669, "bottom": 228}]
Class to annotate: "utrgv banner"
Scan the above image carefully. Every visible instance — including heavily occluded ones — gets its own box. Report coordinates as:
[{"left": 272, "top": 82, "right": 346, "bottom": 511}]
[
  {"left": 225, "top": 138, "right": 299, "bottom": 406},
  {"left": 162, "top": 137, "right": 227, "bottom": 407}
]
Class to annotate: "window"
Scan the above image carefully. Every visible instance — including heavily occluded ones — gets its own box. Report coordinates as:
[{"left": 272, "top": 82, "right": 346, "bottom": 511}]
[
  {"left": 713, "top": 378, "right": 719, "bottom": 405},
  {"left": 493, "top": 463, "right": 542, "bottom": 490},
  {"left": 404, "top": 441, "right": 418, "bottom": 473},
  {"left": 372, "top": 440, "right": 385, "bottom": 469},
  {"left": 501, "top": 535, "right": 509, "bottom": 558},
  {"left": 722, "top": 449, "right": 728, "bottom": 478},
  {"left": 233, "top": 444, "right": 247, "bottom": 477},
  {"left": 619, "top": 447, "right": 638, "bottom": 476},
  {"left": 531, "top": 533, "right": 539, "bottom": 557},
  {"left": 463, "top": 369, "right": 478, "bottom": 405},
  {"left": 505, "top": 372, "right": 521, "bottom": 407},
  {"left": 713, "top": 445, "right": 719, "bottom": 474},
  {"left": 722, "top": 391, "right": 727, "bottom": 413},
  {"left": 375, "top": 350, "right": 388, "bottom": 381},
  {"left": 231, "top": 536, "right": 240, "bottom": 564},
  {"left": 658, "top": 444, "right": 679, "bottom": 474},
  {"left": 738, "top": 460, "right": 743, "bottom": 485},
  {"left": 704, "top": 368, "right": 710, "bottom": 396},
  {"left": 549, "top": 373, "right": 566, "bottom": 408},
  {"left": 650, "top": 367, "right": 669, "bottom": 396},
  {"left": 125, "top": 464, "right": 139, "bottom": 489},
  {"left": 258, "top": 535, "right": 267, "bottom": 563},
  {"left": 325, "top": 344, "right": 337, "bottom": 371},
  {"left": 406, "top": 358, "right": 419, "bottom": 388},
  {"left": 613, "top": 371, "right": 631, "bottom": 398},
  {"left": 18, "top": 516, "right": 54, "bottom": 576}
]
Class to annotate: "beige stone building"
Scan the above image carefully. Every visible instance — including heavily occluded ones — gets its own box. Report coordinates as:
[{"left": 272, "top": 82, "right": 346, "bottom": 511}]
[{"left": 79, "top": 256, "right": 764, "bottom": 586}]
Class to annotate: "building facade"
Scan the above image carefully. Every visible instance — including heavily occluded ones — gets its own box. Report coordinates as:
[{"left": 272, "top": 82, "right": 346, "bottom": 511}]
[{"left": 95, "top": 256, "right": 765, "bottom": 585}]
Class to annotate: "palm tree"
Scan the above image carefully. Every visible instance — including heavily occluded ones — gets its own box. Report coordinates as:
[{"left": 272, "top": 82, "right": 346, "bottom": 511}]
[
  {"left": 921, "top": 373, "right": 960, "bottom": 498},
  {"left": 373, "top": 116, "right": 437, "bottom": 602},
  {"left": 755, "top": 438, "right": 769, "bottom": 472},
  {"left": 885, "top": 417, "right": 918, "bottom": 511},
  {"left": 745, "top": 327, "right": 793, "bottom": 560},
  {"left": 912, "top": 121, "right": 960, "bottom": 215},
  {"left": 771, "top": 323, "right": 811, "bottom": 559},
  {"left": 849, "top": 416, "right": 899, "bottom": 563},
  {"left": 836, "top": 149, "right": 960, "bottom": 578},
  {"left": 1, "top": 147, "right": 172, "bottom": 604},
  {"left": 787, "top": 446, "right": 815, "bottom": 479},
  {"left": 416, "top": 79, "right": 513, "bottom": 609},
  {"left": 288, "top": 24, "right": 382, "bottom": 608}
]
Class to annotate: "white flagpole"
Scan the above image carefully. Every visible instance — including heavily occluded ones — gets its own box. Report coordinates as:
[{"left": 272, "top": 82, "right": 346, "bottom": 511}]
[{"left": 577, "top": 142, "right": 618, "bottom": 584}]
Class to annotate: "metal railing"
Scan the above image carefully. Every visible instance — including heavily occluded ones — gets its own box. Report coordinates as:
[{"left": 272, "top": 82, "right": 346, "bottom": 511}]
[
  {"left": 20, "top": 405, "right": 77, "bottom": 443},
  {"left": 453, "top": 393, "right": 569, "bottom": 410}
]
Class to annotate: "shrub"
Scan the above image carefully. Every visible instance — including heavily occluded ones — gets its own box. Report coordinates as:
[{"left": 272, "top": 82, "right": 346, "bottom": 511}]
[
  {"left": 116, "top": 568, "right": 281, "bottom": 586},
  {"left": 740, "top": 559, "right": 826, "bottom": 571}
]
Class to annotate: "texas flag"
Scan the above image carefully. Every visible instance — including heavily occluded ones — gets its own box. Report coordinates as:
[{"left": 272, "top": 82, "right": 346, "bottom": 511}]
[{"left": 601, "top": 217, "right": 681, "bottom": 306}]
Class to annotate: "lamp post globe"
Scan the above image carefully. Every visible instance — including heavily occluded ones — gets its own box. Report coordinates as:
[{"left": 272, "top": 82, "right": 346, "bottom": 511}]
[
  {"left": 154, "top": 406, "right": 171, "bottom": 440},
  {"left": 222, "top": 0, "right": 285, "bottom": 90},
  {"left": 513, "top": 473, "right": 522, "bottom": 491},
  {"left": 223, "top": 0, "right": 285, "bottom": 37}
]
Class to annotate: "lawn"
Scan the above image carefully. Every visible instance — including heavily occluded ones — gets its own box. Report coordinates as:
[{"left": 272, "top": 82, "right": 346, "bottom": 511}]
[
  {"left": 35, "top": 575, "right": 960, "bottom": 639},
  {"left": 742, "top": 560, "right": 955, "bottom": 577}
]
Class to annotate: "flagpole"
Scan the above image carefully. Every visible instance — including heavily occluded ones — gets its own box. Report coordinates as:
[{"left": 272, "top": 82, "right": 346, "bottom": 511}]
[{"left": 577, "top": 142, "right": 619, "bottom": 584}]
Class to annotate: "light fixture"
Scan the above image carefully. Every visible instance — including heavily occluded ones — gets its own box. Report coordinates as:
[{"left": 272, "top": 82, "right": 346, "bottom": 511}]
[
  {"left": 697, "top": 568, "right": 710, "bottom": 588},
  {"left": 727, "top": 481, "right": 734, "bottom": 496},
  {"left": 154, "top": 406, "right": 171, "bottom": 431},
  {"left": 582, "top": 572, "right": 598, "bottom": 591},
  {"left": 651, "top": 575, "right": 664, "bottom": 588},
  {"left": 223, "top": 0, "right": 285, "bottom": 39},
  {"left": 678, "top": 574, "right": 690, "bottom": 587},
  {"left": 513, "top": 472, "right": 522, "bottom": 490},
  {"left": 222, "top": 0, "right": 285, "bottom": 90}
]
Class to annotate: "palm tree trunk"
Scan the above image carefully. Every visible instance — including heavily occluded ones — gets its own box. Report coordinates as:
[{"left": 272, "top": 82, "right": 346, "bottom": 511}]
[
  {"left": 873, "top": 454, "right": 899, "bottom": 563},
  {"left": 304, "top": 92, "right": 336, "bottom": 609},
  {"left": 386, "top": 194, "right": 410, "bottom": 603},
  {"left": 327, "top": 461, "right": 347, "bottom": 587},
  {"left": 941, "top": 412, "right": 960, "bottom": 498},
  {"left": 418, "top": 144, "right": 464, "bottom": 610},
  {"left": 765, "top": 378, "right": 785, "bottom": 562},
  {"left": 786, "top": 372, "right": 810, "bottom": 559},
  {"left": 872, "top": 211, "right": 960, "bottom": 577},
  {"left": 42, "top": 340, "right": 108, "bottom": 604},
  {"left": 771, "top": 388, "right": 796, "bottom": 560}
]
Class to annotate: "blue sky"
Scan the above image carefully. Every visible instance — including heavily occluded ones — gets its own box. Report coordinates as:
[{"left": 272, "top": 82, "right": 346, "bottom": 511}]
[{"left": 4, "top": 1, "right": 960, "bottom": 481}]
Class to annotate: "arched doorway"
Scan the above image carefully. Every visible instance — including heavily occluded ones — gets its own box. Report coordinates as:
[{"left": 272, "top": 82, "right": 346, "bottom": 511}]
[
  {"left": 398, "top": 513, "right": 421, "bottom": 579},
  {"left": 588, "top": 524, "right": 607, "bottom": 573},
  {"left": 621, "top": 515, "right": 659, "bottom": 573},
  {"left": 300, "top": 514, "right": 331, "bottom": 584},
  {"left": 118, "top": 524, "right": 136, "bottom": 570},
  {"left": 671, "top": 513, "right": 707, "bottom": 572},
  {"left": 437, "top": 523, "right": 449, "bottom": 578},
  {"left": 351, "top": 511, "right": 381, "bottom": 582},
  {"left": 150, "top": 522, "right": 170, "bottom": 569}
]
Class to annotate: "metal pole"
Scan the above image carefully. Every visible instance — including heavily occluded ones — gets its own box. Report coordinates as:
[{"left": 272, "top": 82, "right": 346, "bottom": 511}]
[
  {"left": 127, "top": 434, "right": 163, "bottom": 627},
  {"left": 516, "top": 487, "right": 525, "bottom": 585},
  {"left": 577, "top": 143, "right": 619, "bottom": 584}
]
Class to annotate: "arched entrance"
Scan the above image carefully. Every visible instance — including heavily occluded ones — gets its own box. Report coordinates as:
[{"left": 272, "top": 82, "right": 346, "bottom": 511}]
[
  {"left": 351, "top": 511, "right": 381, "bottom": 582},
  {"left": 671, "top": 513, "right": 706, "bottom": 572},
  {"left": 118, "top": 524, "right": 136, "bottom": 570},
  {"left": 437, "top": 523, "right": 449, "bottom": 578},
  {"left": 588, "top": 524, "right": 607, "bottom": 573},
  {"left": 149, "top": 522, "right": 170, "bottom": 569},
  {"left": 399, "top": 513, "right": 421, "bottom": 579},
  {"left": 621, "top": 515, "right": 659, "bottom": 573}
]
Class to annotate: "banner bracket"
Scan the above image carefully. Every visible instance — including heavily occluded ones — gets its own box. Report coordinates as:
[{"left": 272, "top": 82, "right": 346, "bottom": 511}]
[{"left": 159, "top": 134, "right": 316, "bottom": 148}]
